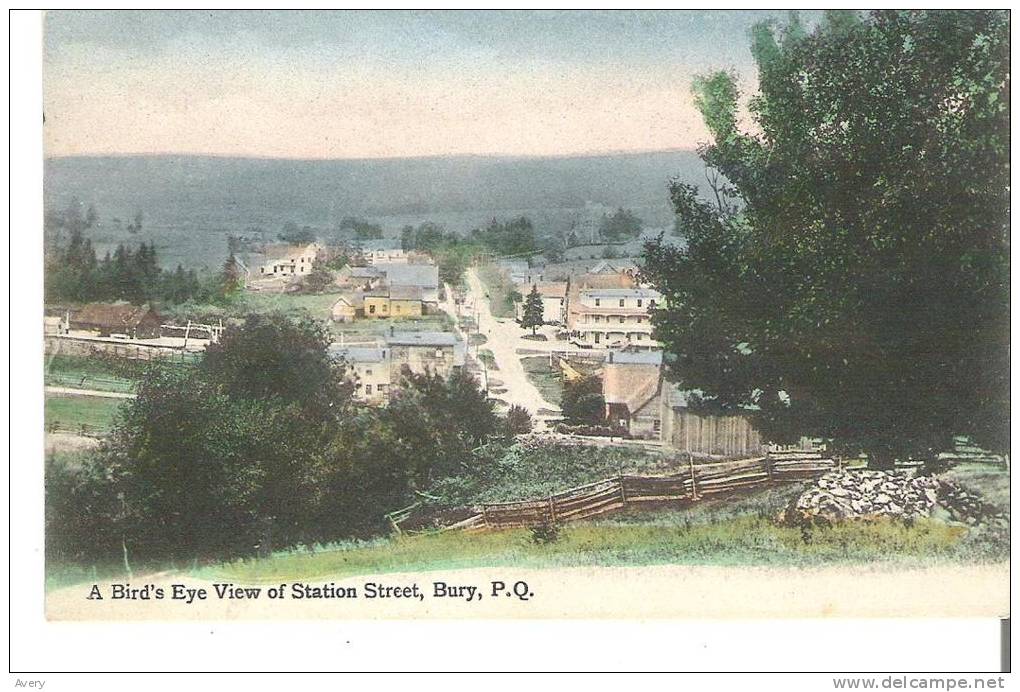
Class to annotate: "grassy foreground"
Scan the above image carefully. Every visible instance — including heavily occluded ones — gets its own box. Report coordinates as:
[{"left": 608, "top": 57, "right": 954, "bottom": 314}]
[
  {"left": 46, "top": 465, "right": 1009, "bottom": 591},
  {"left": 45, "top": 394, "right": 125, "bottom": 432}
]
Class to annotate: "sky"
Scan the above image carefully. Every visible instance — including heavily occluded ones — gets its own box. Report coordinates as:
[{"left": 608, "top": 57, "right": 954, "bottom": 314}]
[{"left": 43, "top": 10, "right": 816, "bottom": 160}]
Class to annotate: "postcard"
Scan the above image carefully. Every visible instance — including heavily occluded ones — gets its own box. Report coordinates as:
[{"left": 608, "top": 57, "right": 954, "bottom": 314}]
[{"left": 38, "top": 9, "right": 1009, "bottom": 628}]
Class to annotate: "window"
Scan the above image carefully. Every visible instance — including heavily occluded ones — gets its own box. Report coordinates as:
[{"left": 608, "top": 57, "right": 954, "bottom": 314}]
[
  {"left": 653, "top": 419, "right": 661, "bottom": 433},
  {"left": 365, "top": 384, "right": 373, "bottom": 394},
  {"left": 619, "top": 299, "right": 625, "bottom": 307},
  {"left": 650, "top": 300, "right": 657, "bottom": 308},
  {"left": 595, "top": 298, "right": 601, "bottom": 306},
  {"left": 619, "top": 317, "right": 625, "bottom": 324},
  {"left": 378, "top": 384, "right": 388, "bottom": 393},
  {"left": 637, "top": 299, "right": 643, "bottom": 307},
  {"left": 369, "top": 305, "right": 376, "bottom": 314},
  {"left": 365, "top": 368, "right": 372, "bottom": 376}
]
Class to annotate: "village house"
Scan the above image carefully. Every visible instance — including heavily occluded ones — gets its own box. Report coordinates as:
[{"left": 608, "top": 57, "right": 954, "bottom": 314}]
[
  {"left": 498, "top": 259, "right": 544, "bottom": 285},
  {"left": 514, "top": 281, "right": 568, "bottom": 325},
  {"left": 376, "top": 263, "right": 440, "bottom": 304},
  {"left": 257, "top": 243, "right": 321, "bottom": 277},
  {"left": 335, "top": 265, "right": 384, "bottom": 290},
  {"left": 384, "top": 329, "right": 465, "bottom": 379},
  {"left": 569, "top": 286, "right": 661, "bottom": 349},
  {"left": 70, "top": 302, "right": 163, "bottom": 339},
  {"left": 330, "top": 293, "right": 364, "bottom": 323},
  {"left": 328, "top": 345, "right": 392, "bottom": 405},
  {"left": 602, "top": 350, "right": 665, "bottom": 439}
]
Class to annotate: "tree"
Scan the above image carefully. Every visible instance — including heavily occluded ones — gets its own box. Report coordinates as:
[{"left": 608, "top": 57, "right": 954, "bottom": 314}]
[
  {"left": 303, "top": 261, "right": 336, "bottom": 293},
  {"left": 520, "top": 285, "right": 545, "bottom": 335},
  {"left": 561, "top": 375, "right": 605, "bottom": 426},
  {"left": 278, "top": 222, "right": 316, "bottom": 245},
  {"left": 642, "top": 10, "right": 1009, "bottom": 468},
  {"left": 221, "top": 252, "right": 244, "bottom": 296},
  {"left": 599, "top": 207, "right": 643, "bottom": 241},
  {"left": 503, "top": 405, "right": 534, "bottom": 437}
]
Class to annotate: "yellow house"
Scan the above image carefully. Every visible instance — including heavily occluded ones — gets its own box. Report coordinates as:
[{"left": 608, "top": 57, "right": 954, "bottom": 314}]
[
  {"left": 364, "top": 292, "right": 391, "bottom": 318},
  {"left": 389, "top": 285, "right": 423, "bottom": 317},
  {"left": 364, "top": 286, "right": 423, "bottom": 318}
]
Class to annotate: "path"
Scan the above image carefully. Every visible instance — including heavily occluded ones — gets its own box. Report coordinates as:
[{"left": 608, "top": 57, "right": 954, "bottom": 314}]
[
  {"left": 462, "top": 269, "right": 561, "bottom": 428},
  {"left": 45, "top": 386, "right": 136, "bottom": 399}
]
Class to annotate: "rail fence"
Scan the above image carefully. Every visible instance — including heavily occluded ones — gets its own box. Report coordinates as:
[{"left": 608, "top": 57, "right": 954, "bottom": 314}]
[{"left": 396, "top": 451, "right": 838, "bottom": 534}]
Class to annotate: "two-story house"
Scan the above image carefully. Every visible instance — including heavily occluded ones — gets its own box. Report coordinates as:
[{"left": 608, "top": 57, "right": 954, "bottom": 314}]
[{"left": 570, "top": 287, "right": 661, "bottom": 349}]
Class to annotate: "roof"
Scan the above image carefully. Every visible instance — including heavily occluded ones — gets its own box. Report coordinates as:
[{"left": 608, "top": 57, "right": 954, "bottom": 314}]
[
  {"left": 332, "top": 293, "right": 364, "bottom": 309},
  {"left": 378, "top": 263, "right": 439, "bottom": 288},
  {"left": 356, "top": 239, "right": 401, "bottom": 252},
  {"left": 603, "top": 361, "right": 662, "bottom": 413},
  {"left": 389, "top": 285, "right": 423, "bottom": 301},
  {"left": 385, "top": 331, "right": 460, "bottom": 347},
  {"left": 343, "top": 266, "right": 383, "bottom": 278},
  {"left": 261, "top": 243, "right": 317, "bottom": 261},
  {"left": 520, "top": 282, "right": 568, "bottom": 299},
  {"left": 73, "top": 302, "right": 159, "bottom": 329},
  {"left": 608, "top": 349, "right": 663, "bottom": 365},
  {"left": 589, "top": 259, "right": 640, "bottom": 274},
  {"left": 580, "top": 287, "right": 661, "bottom": 298},
  {"left": 328, "top": 346, "right": 387, "bottom": 363}
]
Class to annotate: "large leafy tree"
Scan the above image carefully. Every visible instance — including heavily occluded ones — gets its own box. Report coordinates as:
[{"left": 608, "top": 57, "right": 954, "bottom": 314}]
[{"left": 643, "top": 10, "right": 1009, "bottom": 467}]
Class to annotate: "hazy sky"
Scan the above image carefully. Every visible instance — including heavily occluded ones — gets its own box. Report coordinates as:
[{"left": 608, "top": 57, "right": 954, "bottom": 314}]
[{"left": 44, "top": 10, "right": 815, "bottom": 160}]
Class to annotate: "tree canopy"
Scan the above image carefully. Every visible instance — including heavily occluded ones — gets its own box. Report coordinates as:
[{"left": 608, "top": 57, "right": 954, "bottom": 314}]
[{"left": 643, "top": 10, "right": 1009, "bottom": 466}]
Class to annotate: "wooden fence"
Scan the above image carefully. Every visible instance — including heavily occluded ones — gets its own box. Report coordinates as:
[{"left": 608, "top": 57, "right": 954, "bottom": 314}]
[{"left": 415, "top": 451, "right": 838, "bottom": 533}]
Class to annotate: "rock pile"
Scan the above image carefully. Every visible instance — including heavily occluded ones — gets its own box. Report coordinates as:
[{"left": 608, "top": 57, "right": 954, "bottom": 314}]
[{"left": 780, "top": 469, "right": 1006, "bottom": 527}]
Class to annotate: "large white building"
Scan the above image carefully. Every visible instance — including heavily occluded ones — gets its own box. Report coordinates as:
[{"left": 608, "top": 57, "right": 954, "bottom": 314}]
[
  {"left": 569, "top": 287, "right": 661, "bottom": 349},
  {"left": 258, "top": 243, "right": 321, "bottom": 277}
]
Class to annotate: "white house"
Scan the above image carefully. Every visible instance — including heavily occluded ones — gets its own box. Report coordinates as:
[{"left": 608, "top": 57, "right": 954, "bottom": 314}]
[{"left": 258, "top": 243, "right": 321, "bottom": 277}]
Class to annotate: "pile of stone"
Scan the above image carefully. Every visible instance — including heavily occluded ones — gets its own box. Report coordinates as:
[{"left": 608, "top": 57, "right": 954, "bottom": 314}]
[{"left": 780, "top": 469, "right": 1006, "bottom": 527}]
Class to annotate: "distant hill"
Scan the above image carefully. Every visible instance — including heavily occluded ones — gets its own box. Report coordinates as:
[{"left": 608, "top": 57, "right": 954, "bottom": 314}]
[{"left": 44, "top": 150, "right": 706, "bottom": 269}]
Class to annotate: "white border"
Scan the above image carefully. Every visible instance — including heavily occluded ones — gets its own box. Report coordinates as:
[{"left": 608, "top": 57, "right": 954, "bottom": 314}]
[{"left": 8, "top": 7, "right": 1011, "bottom": 680}]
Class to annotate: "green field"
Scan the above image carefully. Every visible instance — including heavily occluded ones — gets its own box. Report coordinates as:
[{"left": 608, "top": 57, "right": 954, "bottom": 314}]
[
  {"left": 45, "top": 394, "right": 125, "bottom": 432},
  {"left": 44, "top": 355, "right": 139, "bottom": 394},
  {"left": 521, "top": 356, "right": 563, "bottom": 406},
  {"left": 476, "top": 264, "right": 517, "bottom": 319}
]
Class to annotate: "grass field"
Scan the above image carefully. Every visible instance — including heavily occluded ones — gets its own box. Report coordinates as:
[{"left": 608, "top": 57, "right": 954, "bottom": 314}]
[
  {"left": 476, "top": 264, "right": 517, "bottom": 319},
  {"left": 45, "top": 394, "right": 125, "bottom": 432},
  {"left": 521, "top": 356, "right": 563, "bottom": 406},
  {"left": 44, "top": 355, "right": 138, "bottom": 394}
]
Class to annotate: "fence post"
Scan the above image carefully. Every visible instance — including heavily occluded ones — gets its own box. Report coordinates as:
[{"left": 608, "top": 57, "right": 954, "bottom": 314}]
[
  {"left": 618, "top": 474, "right": 627, "bottom": 506},
  {"left": 548, "top": 495, "right": 556, "bottom": 523},
  {"left": 480, "top": 505, "right": 491, "bottom": 530},
  {"left": 688, "top": 453, "right": 699, "bottom": 500},
  {"left": 764, "top": 454, "right": 774, "bottom": 483}
]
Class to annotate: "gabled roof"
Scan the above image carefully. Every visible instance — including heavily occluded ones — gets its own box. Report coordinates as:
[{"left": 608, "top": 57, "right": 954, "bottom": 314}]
[
  {"left": 603, "top": 361, "right": 662, "bottom": 414},
  {"left": 332, "top": 293, "right": 364, "bottom": 309},
  {"left": 389, "top": 285, "right": 423, "bottom": 301},
  {"left": 378, "top": 263, "right": 439, "bottom": 288},
  {"left": 580, "top": 287, "right": 661, "bottom": 299},
  {"left": 520, "top": 282, "right": 568, "bottom": 299},
  {"left": 73, "top": 302, "right": 159, "bottom": 329},
  {"left": 261, "top": 243, "right": 318, "bottom": 261},
  {"left": 328, "top": 345, "right": 387, "bottom": 363}
]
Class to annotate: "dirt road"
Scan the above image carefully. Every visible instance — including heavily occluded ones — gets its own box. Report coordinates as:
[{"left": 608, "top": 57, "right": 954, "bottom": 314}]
[{"left": 463, "top": 268, "right": 561, "bottom": 427}]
